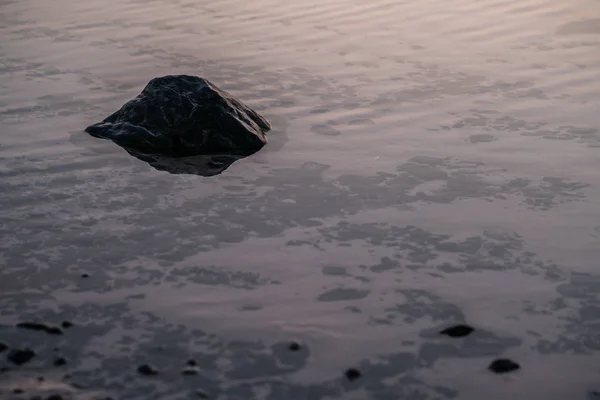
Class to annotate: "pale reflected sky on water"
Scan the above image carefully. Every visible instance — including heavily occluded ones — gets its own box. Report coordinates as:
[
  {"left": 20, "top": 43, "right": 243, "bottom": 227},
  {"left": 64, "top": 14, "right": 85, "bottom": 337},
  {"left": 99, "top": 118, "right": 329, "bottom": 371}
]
[{"left": 1, "top": 0, "right": 600, "bottom": 399}]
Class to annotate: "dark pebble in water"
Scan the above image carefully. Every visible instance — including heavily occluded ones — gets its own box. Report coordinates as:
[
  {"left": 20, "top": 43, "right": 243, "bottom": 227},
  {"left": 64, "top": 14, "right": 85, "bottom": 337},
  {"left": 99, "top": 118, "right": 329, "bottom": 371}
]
[
  {"left": 53, "top": 357, "right": 67, "bottom": 366},
  {"left": 288, "top": 341, "right": 302, "bottom": 351},
  {"left": 37, "top": 376, "right": 45, "bottom": 382},
  {"left": 0, "top": 342, "right": 7, "bottom": 352},
  {"left": 80, "top": 273, "right": 89, "bottom": 278},
  {"left": 488, "top": 358, "right": 520, "bottom": 374},
  {"left": 7, "top": 348, "right": 35, "bottom": 365},
  {"left": 16, "top": 322, "right": 63, "bottom": 335},
  {"left": 137, "top": 364, "right": 158, "bottom": 375},
  {"left": 345, "top": 368, "right": 362, "bottom": 381},
  {"left": 13, "top": 388, "right": 24, "bottom": 394},
  {"left": 46, "top": 395, "right": 65, "bottom": 400},
  {"left": 440, "top": 324, "right": 474, "bottom": 338},
  {"left": 181, "top": 367, "right": 200, "bottom": 375},
  {"left": 186, "top": 359, "right": 197, "bottom": 366},
  {"left": 61, "top": 321, "right": 74, "bottom": 329},
  {"left": 195, "top": 389, "right": 209, "bottom": 398}
]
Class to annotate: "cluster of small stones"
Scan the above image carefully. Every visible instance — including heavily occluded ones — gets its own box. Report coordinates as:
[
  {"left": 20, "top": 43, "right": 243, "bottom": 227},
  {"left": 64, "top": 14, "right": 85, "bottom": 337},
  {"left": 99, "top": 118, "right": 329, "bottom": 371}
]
[
  {"left": 1, "top": 321, "right": 74, "bottom": 399},
  {"left": 439, "top": 324, "right": 521, "bottom": 374},
  {"left": 2, "top": 320, "right": 524, "bottom": 398}
]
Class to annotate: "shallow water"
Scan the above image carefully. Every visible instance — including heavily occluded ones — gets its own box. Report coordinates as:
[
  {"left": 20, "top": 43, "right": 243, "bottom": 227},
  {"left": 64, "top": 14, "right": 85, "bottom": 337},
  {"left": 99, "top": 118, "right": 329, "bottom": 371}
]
[{"left": 1, "top": 0, "right": 599, "bottom": 399}]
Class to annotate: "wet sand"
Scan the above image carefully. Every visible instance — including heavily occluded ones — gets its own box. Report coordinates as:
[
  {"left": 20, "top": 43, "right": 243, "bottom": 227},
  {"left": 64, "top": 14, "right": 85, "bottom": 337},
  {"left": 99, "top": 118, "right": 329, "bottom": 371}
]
[{"left": 1, "top": 0, "right": 599, "bottom": 399}]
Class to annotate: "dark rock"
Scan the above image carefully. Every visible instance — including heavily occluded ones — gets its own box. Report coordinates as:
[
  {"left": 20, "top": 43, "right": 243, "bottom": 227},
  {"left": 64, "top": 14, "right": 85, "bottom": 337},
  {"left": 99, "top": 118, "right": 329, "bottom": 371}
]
[
  {"left": 61, "top": 321, "right": 74, "bottom": 329},
  {"left": 344, "top": 368, "right": 362, "bottom": 382},
  {"left": 53, "top": 357, "right": 67, "bottom": 367},
  {"left": 80, "top": 273, "right": 90, "bottom": 278},
  {"left": 137, "top": 364, "right": 158, "bottom": 376},
  {"left": 440, "top": 324, "right": 475, "bottom": 338},
  {"left": 45, "top": 395, "right": 65, "bottom": 400},
  {"left": 488, "top": 358, "right": 520, "bottom": 374},
  {"left": 288, "top": 341, "right": 302, "bottom": 351},
  {"left": 85, "top": 75, "right": 271, "bottom": 175},
  {"left": 0, "top": 366, "right": 10, "bottom": 373},
  {"left": 16, "top": 322, "right": 63, "bottom": 335},
  {"left": 181, "top": 366, "right": 200, "bottom": 375},
  {"left": 13, "top": 388, "right": 24, "bottom": 394},
  {"left": 37, "top": 376, "right": 45, "bottom": 382},
  {"left": 195, "top": 389, "right": 209, "bottom": 399},
  {"left": 7, "top": 348, "right": 35, "bottom": 365},
  {"left": 0, "top": 341, "right": 7, "bottom": 352},
  {"left": 186, "top": 359, "right": 197, "bottom": 366}
]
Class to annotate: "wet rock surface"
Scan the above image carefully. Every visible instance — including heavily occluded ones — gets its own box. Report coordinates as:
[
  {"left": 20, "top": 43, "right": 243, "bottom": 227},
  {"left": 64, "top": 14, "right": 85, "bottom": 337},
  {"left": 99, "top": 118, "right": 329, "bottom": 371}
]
[{"left": 85, "top": 75, "right": 271, "bottom": 174}]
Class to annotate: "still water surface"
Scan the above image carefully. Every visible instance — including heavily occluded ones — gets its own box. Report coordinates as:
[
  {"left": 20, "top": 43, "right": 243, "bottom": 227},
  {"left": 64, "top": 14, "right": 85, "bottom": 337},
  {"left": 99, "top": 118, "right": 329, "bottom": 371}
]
[{"left": 1, "top": 0, "right": 599, "bottom": 399}]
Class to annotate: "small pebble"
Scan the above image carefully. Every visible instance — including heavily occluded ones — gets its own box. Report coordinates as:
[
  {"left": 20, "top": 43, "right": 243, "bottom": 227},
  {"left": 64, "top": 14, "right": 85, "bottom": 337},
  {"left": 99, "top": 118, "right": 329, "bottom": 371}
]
[
  {"left": 186, "top": 359, "right": 197, "bottom": 366},
  {"left": 46, "top": 395, "right": 65, "bottom": 400},
  {"left": 181, "top": 367, "right": 200, "bottom": 375},
  {"left": 0, "top": 342, "right": 7, "bottom": 352},
  {"left": 440, "top": 324, "right": 474, "bottom": 338},
  {"left": 81, "top": 273, "right": 89, "bottom": 278},
  {"left": 488, "top": 358, "right": 520, "bottom": 374},
  {"left": 288, "top": 341, "right": 302, "bottom": 351},
  {"left": 53, "top": 357, "right": 67, "bottom": 367},
  {"left": 195, "top": 389, "right": 209, "bottom": 399},
  {"left": 344, "top": 368, "right": 362, "bottom": 382},
  {"left": 37, "top": 376, "right": 45, "bottom": 382},
  {"left": 12, "top": 388, "right": 24, "bottom": 394},
  {"left": 7, "top": 348, "right": 36, "bottom": 365},
  {"left": 61, "top": 321, "right": 74, "bottom": 329},
  {"left": 137, "top": 364, "right": 158, "bottom": 376}
]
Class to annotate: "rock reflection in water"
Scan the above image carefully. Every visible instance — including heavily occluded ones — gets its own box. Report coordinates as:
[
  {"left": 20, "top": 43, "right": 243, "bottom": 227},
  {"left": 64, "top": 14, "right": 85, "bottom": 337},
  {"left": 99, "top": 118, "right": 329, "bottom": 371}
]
[{"left": 123, "top": 148, "right": 251, "bottom": 176}]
